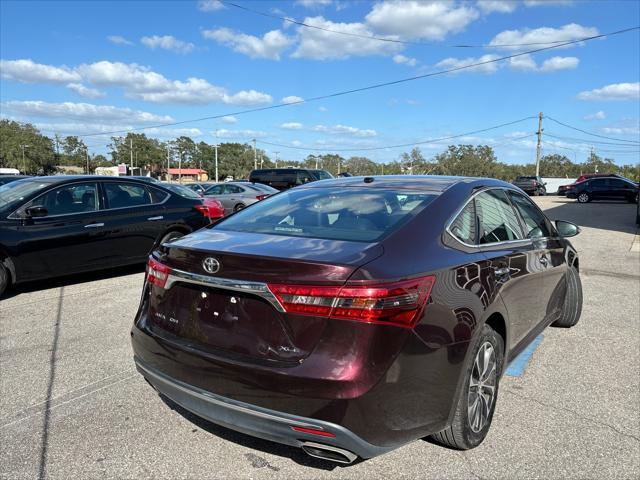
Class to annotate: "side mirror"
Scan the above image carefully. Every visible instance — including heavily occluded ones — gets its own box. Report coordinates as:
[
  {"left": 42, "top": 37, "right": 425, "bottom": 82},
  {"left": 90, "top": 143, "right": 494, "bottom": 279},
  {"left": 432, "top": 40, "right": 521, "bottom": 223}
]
[
  {"left": 25, "top": 206, "right": 49, "bottom": 218},
  {"left": 555, "top": 220, "right": 580, "bottom": 237}
]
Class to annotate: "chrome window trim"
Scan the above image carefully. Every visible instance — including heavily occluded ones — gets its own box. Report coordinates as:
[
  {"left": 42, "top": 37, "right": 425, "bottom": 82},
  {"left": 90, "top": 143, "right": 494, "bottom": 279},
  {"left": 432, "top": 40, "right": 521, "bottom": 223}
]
[
  {"left": 164, "top": 267, "right": 286, "bottom": 313},
  {"left": 445, "top": 186, "right": 547, "bottom": 250}
]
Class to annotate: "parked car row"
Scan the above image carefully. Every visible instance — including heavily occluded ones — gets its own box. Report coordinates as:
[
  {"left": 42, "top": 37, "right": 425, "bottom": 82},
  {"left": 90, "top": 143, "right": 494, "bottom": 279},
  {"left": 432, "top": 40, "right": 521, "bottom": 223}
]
[{"left": 557, "top": 173, "right": 625, "bottom": 196}]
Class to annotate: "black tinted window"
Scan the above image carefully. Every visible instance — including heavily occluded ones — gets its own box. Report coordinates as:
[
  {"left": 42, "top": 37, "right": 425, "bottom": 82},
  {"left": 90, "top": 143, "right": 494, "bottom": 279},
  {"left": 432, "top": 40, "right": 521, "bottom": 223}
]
[
  {"left": 450, "top": 201, "right": 476, "bottom": 245},
  {"left": 33, "top": 182, "right": 98, "bottom": 216},
  {"left": 224, "top": 184, "right": 243, "bottom": 194},
  {"left": 475, "top": 190, "right": 522, "bottom": 244},
  {"left": 105, "top": 183, "right": 152, "bottom": 208},
  {"left": 509, "top": 191, "right": 551, "bottom": 238},
  {"left": 216, "top": 188, "right": 438, "bottom": 242}
]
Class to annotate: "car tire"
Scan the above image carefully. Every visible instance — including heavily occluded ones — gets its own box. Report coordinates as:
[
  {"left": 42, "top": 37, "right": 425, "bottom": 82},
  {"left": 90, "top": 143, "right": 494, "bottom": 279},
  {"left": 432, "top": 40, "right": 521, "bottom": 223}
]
[
  {"left": 0, "top": 262, "right": 9, "bottom": 297},
  {"left": 539, "top": 188, "right": 546, "bottom": 196},
  {"left": 577, "top": 192, "right": 590, "bottom": 203},
  {"left": 234, "top": 203, "right": 246, "bottom": 212},
  {"left": 430, "top": 324, "right": 504, "bottom": 450},
  {"left": 552, "top": 265, "right": 583, "bottom": 328},
  {"left": 158, "top": 231, "right": 184, "bottom": 246}
]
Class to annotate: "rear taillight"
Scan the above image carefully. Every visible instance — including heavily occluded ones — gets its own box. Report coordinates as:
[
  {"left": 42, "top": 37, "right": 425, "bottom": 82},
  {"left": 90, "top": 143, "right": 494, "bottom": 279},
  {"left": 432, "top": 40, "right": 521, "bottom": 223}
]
[
  {"left": 194, "top": 204, "right": 210, "bottom": 217},
  {"left": 268, "top": 276, "right": 435, "bottom": 329},
  {"left": 256, "top": 194, "right": 268, "bottom": 201},
  {"left": 147, "top": 256, "right": 171, "bottom": 289}
]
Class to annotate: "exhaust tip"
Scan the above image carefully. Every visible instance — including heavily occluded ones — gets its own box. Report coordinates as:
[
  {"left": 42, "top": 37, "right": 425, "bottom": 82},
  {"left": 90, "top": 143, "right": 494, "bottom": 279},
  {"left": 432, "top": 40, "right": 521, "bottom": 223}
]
[{"left": 301, "top": 442, "right": 358, "bottom": 464}]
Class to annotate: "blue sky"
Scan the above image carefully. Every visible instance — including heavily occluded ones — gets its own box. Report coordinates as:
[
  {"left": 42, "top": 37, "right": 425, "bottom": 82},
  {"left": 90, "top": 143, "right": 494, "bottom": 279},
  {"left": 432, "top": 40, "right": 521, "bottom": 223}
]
[{"left": 1, "top": 0, "right": 639, "bottom": 165}]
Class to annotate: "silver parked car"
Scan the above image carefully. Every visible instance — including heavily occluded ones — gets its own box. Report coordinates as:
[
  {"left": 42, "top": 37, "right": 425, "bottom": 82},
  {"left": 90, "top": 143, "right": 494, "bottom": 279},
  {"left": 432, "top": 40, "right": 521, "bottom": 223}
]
[{"left": 203, "top": 182, "right": 278, "bottom": 215}]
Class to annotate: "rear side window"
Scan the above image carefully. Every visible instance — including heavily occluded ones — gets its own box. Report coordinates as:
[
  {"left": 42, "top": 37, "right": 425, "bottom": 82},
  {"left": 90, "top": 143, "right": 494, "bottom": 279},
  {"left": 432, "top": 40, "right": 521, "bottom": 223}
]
[
  {"left": 475, "top": 190, "right": 522, "bottom": 244},
  {"left": 216, "top": 188, "right": 438, "bottom": 242},
  {"left": 224, "top": 184, "right": 243, "bottom": 194},
  {"left": 104, "top": 183, "right": 153, "bottom": 209},
  {"left": 509, "top": 192, "right": 551, "bottom": 239},
  {"left": 449, "top": 201, "right": 476, "bottom": 245}
]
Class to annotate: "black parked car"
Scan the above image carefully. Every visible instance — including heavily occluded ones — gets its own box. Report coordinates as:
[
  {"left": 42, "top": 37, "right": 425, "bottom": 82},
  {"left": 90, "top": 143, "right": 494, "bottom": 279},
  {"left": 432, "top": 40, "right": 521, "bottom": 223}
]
[
  {"left": 0, "top": 176, "right": 217, "bottom": 296},
  {"left": 248, "top": 168, "right": 333, "bottom": 191},
  {"left": 566, "top": 176, "right": 639, "bottom": 203},
  {"left": 132, "top": 175, "right": 582, "bottom": 464},
  {"left": 512, "top": 176, "right": 546, "bottom": 196},
  {"left": 0, "top": 175, "right": 31, "bottom": 186}
]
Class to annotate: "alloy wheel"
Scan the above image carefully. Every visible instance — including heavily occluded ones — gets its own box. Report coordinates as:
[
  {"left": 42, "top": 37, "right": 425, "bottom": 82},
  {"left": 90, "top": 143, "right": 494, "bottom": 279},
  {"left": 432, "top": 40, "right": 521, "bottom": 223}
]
[
  {"left": 468, "top": 341, "right": 497, "bottom": 433},
  {"left": 578, "top": 193, "right": 589, "bottom": 203}
]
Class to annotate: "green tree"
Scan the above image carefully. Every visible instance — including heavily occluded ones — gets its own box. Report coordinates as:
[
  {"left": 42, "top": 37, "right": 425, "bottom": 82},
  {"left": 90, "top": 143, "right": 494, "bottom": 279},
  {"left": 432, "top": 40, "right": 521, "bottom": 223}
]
[{"left": 0, "top": 120, "right": 56, "bottom": 174}]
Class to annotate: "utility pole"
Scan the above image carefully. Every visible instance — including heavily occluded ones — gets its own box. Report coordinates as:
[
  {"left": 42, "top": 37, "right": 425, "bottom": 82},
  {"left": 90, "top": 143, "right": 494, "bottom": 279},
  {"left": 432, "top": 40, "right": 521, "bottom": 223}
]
[
  {"left": 260, "top": 152, "right": 263, "bottom": 168},
  {"left": 274, "top": 151, "right": 279, "bottom": 168},
  {"left": 20, "top": 144, "right": 29, "bottom": 173},
  {"left": 129, "top": 138, "right": 133, "bottom": 170},
  {"left": 166, "top": 146, "right": 171, "bottom": 182},
  {"left": 252, "top": 139, "right": 257, "bottom": 170},
  {"left": 337, "top": 157, "right": 341, "bottom": 175},
  {"left": 535, "top": 112, "right": 543, "bottom": 177},
  {"left": 214, "top": 143, "right": 219, "bottom": 182},
  {"left": 85, "top": 147, "right": 89, "bottom": 174}
]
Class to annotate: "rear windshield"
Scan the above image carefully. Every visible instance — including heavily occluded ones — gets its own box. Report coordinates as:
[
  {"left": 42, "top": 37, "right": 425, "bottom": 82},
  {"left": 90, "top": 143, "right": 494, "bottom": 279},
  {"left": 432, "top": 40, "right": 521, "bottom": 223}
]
[
  {"left": 215, "top": 187, "right": 438, "bottom": 242},
  {"left": 312, "top": 170, "right": 333, "bottom": 180}
]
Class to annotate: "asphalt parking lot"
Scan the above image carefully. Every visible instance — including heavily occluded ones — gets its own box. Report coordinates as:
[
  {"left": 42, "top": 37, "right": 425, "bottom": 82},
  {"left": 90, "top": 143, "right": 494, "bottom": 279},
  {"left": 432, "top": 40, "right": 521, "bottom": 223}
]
[{"left": 1, "top": 196, "right": 638, "bottom": 480}]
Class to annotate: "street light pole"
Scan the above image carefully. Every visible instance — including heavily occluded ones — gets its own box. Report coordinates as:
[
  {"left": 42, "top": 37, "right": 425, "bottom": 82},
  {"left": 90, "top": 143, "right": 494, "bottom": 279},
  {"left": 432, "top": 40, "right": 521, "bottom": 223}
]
[
  {"left": 20, "top": 144, "right": 29, "bottom": 174},
  {"left": 214, "top": 143, "right": 219, "bottom": 182},
  {"left": 274, "top": 151, "right": 279, "bottom": 168},
  {"left": 85, "top": 147, "right": 89, "bottom": 174}
]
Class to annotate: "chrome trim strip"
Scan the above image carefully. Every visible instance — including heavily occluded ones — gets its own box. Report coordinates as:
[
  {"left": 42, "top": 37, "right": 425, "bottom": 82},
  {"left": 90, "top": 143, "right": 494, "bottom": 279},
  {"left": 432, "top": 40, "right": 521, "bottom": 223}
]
[
  {"left": 136, "top": 360, "right": 320, "bottom": 429},
  {"left": 164, "top": 267, "right": 285, "bottom": 312}
]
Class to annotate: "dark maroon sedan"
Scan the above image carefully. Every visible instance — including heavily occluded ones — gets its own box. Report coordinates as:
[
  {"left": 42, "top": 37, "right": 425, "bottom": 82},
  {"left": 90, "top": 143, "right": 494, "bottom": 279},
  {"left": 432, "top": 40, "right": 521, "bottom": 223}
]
[{"left": 131, "top": 176, "right": 582, "bottom": 463}]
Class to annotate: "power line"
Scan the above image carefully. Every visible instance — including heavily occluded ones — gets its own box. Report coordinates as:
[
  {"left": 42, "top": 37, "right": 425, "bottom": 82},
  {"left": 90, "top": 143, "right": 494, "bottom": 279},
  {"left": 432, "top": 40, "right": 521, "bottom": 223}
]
[
  {"left": 73, "top": 26, "right": 639, "bottom": 139},
  {"left": 545, "top": 132, "right": 640, "bottom": 147},
  {"left": 546, "top": 116, "right": 640, "bottom": 144},
  {"left": 255, "top": 118, "right": 537, "bottom": 152},
  {"left": 220, "top": 1, "right": 607, "bottom": 49}
]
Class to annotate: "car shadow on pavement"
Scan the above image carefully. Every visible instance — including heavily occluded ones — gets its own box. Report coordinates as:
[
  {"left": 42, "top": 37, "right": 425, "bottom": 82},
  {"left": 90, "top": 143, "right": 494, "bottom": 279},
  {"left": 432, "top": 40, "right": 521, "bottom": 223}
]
[
  {"left": 158, "top": 395, "right": 352, "bottom": 471},
  {"left": 37, "top": 287, "right": 64, "bottom": 480},
  {"left": 543, "top": 199, "right": 639, "bottom": 235},
  {"left": 1, "top": 264, "right": 145, "bottom": 300}
]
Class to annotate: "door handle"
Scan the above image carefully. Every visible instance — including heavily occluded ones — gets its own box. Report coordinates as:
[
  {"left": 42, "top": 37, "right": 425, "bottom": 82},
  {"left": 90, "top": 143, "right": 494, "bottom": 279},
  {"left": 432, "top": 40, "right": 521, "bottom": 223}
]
[
  {"left": 84, "top": 223, "right": 104, "bottom": 228},
  {"left": 493, "top": 267, "right": 510, "bottom": 276},
  {"left": 147, "top": 216, "right": 164, "bottom": 221}
]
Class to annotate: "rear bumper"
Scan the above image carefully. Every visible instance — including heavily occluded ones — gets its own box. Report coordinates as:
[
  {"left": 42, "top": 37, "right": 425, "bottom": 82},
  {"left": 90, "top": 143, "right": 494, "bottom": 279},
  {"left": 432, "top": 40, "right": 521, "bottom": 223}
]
[{"left": 135, "top": 357, "right": 392, "bottom": 459}]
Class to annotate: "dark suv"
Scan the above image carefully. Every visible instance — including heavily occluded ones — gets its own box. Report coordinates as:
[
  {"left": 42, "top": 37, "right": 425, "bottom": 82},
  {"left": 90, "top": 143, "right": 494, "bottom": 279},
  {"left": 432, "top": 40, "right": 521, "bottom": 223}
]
[
  {"left": 566, "top": 176, "right": 639, "bottom": 203},
  {"left": 132, "top": 175, "right": 583, "bottom": 464},
  {"left": 248, "top": 168, "right": 333, "bottom": 191}
]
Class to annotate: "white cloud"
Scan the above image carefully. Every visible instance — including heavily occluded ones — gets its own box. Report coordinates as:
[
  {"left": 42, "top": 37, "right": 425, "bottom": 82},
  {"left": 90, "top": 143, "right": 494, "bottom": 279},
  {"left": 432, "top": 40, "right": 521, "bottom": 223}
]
[
  {"left": 291, "top": 140, "right": 303, "bottom": 147},
  {"left": 313, "top": 124, "right": 377, "bottom": 137},
  {"left": 435, "top": 54, "right": 501, "bottom": 74},
  {"left": 477, "top": 1, "right": 517, "bottom": 13},
  {"left": 508, "top": 54, "right": 538, "bottom": 71},
  {"left": 197, "top": 0, "right": 224, "bottom": 12},
  {"left": 1, "top": 100, "right": 174, "bottom": 123},
  {"left": 539, "top": 56, "right": 579, "bottom": 72},
  {"left": 215, "top": 129, "right": 268, "bottom": 139},
  {"left": 577, "top": 83, "right": 640, "bottom": 101},
  {"left": 0, "top": 59, "right": 81, "bottom": 83},
  {"left": 489, "top": 23, "right": 598, "bottom": 51},
  {"left": 281, "top": 95, "right": 304, "bottom": 104},
  {"left": 318, "top": 106, "right": 328, "bottom": 112},
  {"left": 221, "top": 115, "right": 237, "bottom": 124},
  {"left": 141, "top": 35, "right": 195, "bottom": 54},
  {"left": 393, "top": 54, "right": 418, "bottom": 66},
  {"left": 583, "top": 111, "right": 606, "bottom": 120},
  {"left": 280, "top": 122, "right": 304, "bottom": 130},
  {"left": 66, "top": 83, "right": 106, "bottom": 99},
  {"left": 365, "top": 1, "right": 479, "bottom": 41},
  {"left": 202, "top": 28, "right": 293, "bottom": 60},
  {"left": 601, "top": 126, "right": 639, "bottom": 135},
  {"left": 107, "top": 35, "right": 133, "bottom": 46},
  {"left": 295, "top": 0, "right": 332, "bottom": 7},
  {"left": 292, "top": 16, "right": 401, "bottom": 59}
]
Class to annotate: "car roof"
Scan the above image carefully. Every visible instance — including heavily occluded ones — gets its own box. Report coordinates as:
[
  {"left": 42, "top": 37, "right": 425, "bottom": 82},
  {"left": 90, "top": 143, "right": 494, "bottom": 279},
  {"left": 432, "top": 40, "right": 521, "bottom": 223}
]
[
  {"left": 297, "top": 175, "right": 510, "bottom": 192},
  {"left": 10, "top": 175, "right": 158, "bottom": 186}
]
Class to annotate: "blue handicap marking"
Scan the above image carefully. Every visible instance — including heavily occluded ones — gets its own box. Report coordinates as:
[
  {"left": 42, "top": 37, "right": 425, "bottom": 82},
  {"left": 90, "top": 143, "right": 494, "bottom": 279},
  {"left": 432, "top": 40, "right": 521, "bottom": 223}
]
[{"left": 505, "top": 334, "right": 544, "bottom": 377}]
